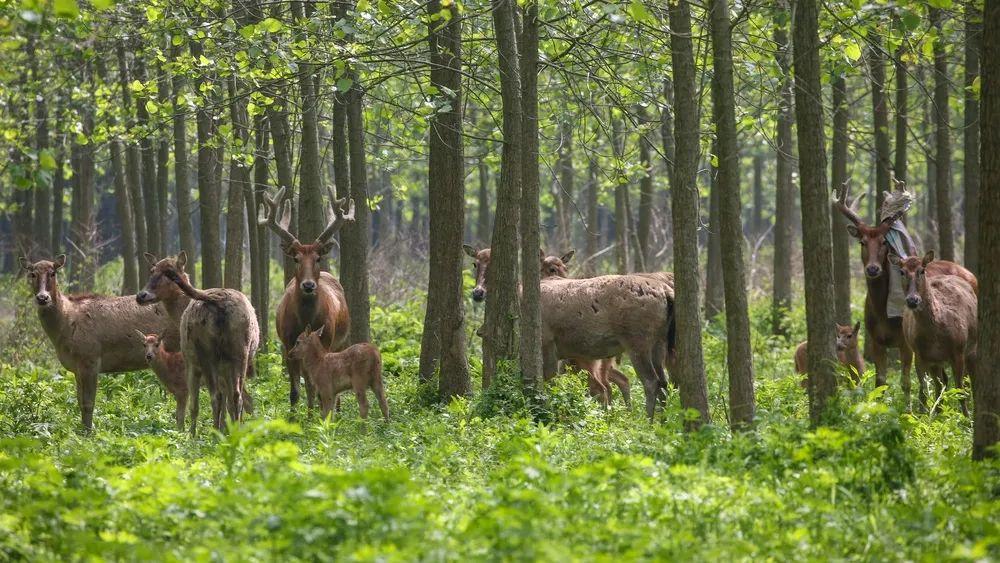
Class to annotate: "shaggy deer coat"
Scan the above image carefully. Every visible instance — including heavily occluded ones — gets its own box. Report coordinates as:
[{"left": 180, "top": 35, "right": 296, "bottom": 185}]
[
  {"left": 137, "top": 331, "right": 188, "bottom": 429},
  {"left": 20, "top": 256, "right": 167, "bottom": 430},
  {"left": 896, "top": 253, "right": 978, "bottom": 415}
]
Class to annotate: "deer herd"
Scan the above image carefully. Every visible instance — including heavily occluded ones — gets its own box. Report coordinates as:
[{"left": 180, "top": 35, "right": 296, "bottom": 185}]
[{"left": 16, "top": 179, "right": 982, "bottom": 433}]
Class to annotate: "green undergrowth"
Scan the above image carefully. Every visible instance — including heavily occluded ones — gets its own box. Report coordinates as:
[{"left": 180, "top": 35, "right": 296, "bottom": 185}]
[{"left": 0, "top": 274, "right": 997, "bottom": 561}]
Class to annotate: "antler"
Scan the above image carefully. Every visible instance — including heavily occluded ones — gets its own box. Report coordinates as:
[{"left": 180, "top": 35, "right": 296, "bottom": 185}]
[
  {"left": 258, "top": 187, "right": 299, "bottom": 248},
  {"left": 314, "top": 186, "right": 356, "bottom": 246},
  {"left": 833, "top": 181, "right": 865, "bottom": 226}
]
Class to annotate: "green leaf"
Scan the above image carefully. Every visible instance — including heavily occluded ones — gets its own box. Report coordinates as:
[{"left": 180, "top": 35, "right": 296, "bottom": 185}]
[
  {"left": 145, "top": 6, "right": 161, "bottom": 22},
  {"left": 261, "top": 17, "right": 282, "bottom": 33},
  {"left": 145, "top": 100, "right": 159, "bottom": 114},
  {"left": 53, "top": 0, "right": 78, "bottom": 18},
  {"left": 900, "top": 9, "right": 921, "bottom": 31},
  {"left": 39, "top": 150, "right": 56, "bottom": 171},
  {"left": 239, "top": 24, "right": 255, "bottom": 40},
  {"left": 844, "top": 43, "right": 861, "bottom": 61},
  {"left": 92, "top": 0, "right": 114, "bottom": 10},
  {"left": 971, "top": 76, "right": 981, "bottom": 99},
  {"left": 626, "top": 0, "right": 656, "bottom": 25},
  {"left": 336, "top": 78, "right": 353, "bottom": 92},
  {"left": 928, "top": 0, "right": 953, "bottom": 7}
]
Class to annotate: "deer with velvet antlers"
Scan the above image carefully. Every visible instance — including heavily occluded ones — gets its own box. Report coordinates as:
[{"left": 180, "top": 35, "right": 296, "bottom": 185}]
[{"left": 259, "top": 187, "right": 355, "bottom": 410}]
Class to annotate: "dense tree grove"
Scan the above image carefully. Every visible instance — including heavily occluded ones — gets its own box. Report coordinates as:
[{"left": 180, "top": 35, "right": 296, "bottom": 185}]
[{"left": 1, "top": 0, "right": 999, "bottom": 557}]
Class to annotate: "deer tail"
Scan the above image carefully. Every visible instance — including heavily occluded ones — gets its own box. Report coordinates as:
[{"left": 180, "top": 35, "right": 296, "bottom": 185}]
[{"left": 164, "top": 270, "right": 218, "bottom": 304}]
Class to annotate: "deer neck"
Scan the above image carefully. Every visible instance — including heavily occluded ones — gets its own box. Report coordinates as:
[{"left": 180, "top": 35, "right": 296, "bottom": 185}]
[
  {"left": 302, "top": 343, "right": 327, "bottom": 368},
  {"left": 865, "top": 258, "right": 891, "bottom": 310},
  {"left": 36, "top": 289, "right": 70, "bottom": 342},
  {"left": 915, "top": 281, "right": 942, "bottom": 323}
]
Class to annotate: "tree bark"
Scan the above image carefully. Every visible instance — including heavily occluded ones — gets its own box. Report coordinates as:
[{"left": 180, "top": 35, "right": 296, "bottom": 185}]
[
  {"left": 921, "top": 63, "right": 938, "bottom": 244},
  {"left": 611, "top": 113, "right": 630, "bottom": 274},
  {"left": 965, "top": 4, "right": 982, "bottom": 273},
  {"left": 932, "top": 8, "right": 956, "bottom": 261},
  {"left": 585, "top": 155, "right": 599, "bottom": 275},
  {"left": 637, "top": 106, "right": 654, "bottom": 266},
  {"left": 555, "top": 117, "right": 574, "bottom": 251},
  {"left": 974, "top": 0, "right": 1000, "bottom": 460},
  {"left": 291, "top": 1, "right": 325, "bottom": 245},
  {"left": 831, "top": 71, "right": 852, "bottom": 325},
  {"left": 668, "top": 0, "right": 711, "bottom": 429},
  {"left": 772, "top": 8, "right": 794, "bottom": 335},
  {"left": 894, "top": 48, "right": 908, "bottom": 184},
  {"left": 477, "top": 156, "right": 491, "bottom": 244},
  {"left": 344, "top": 80, "right": 371, "bottom": 343},
  {"left": 156, "top": 54, "right": 171, "bottom": 255},
  {"left": 419, "top": 0, "right": 471, "bottom": 399},
  {"left": 71, "top": 61, "right": 96, "bottom": 290},
  {"left": 870, "top": 36, "right": 890, "bottom": 213},
  {"left": 660, "top": 77, "right": 675, "bottom": 258},
  {"left": 751, "top": 154, "right": 764, "bottom": 238},
  {"left": 117, "top": 43, "right": 147, "bottom": 263},
  {"left": 252, "top": 114, "right": 270, "bottom": 346},
  {"left": 268, "top": 98, "right": 297, "bottom": 284},
  {"left": 482, "top": 0, "right": 524, "bottom": 386},
  {"left": 29, "top": 37, "right": 52, "bottom": 254},
  {"left": 135, "top": 57, "right": 162, "bottom": 256},
  {"left": 710, "top": 0, "right": 755, "bottom": 429},
  {"left": 224, "top": 75, "right": 248, "bottom": 290},
  {"left": 171, "top": 44, "right": 196, "bottom": 283},
  {"left": 191, "top": 40, "right": 222, "bottom": 288},
  {"left": 704, "top": 138, "right": 724, "bottom": 317},
  {"left": 51, "top": 135, "right": 65, "bottom": 257},
  {"left": 793, "top": 0, "right": 839, "bottom": 426}
]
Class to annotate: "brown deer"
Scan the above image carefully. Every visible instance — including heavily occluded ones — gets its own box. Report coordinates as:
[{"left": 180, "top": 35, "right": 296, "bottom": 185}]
[
  {"left": 463, "top": 246, "right": 674, "bottom": 419},
  {"left": 794, "top": 322, "right": 864, "bottom": 385},
  {"left": 20, "top": 255, "right": 168, "bottom": 430},
  {"left": 287, "top": 326, "right": 389, "bottom": 421},
  {"left": 137, "top": 252, "right": 254, "bottom": 415},
  {"left": 893, "top": 252, "right": 977, "bottom": 415},
  {"left": 259, "top": 187, "right": 354, "bottom": 410},
  {"left": 156, "top": 262, "right": 259, "bottom": 434},
  {"left": 135, "top": 331, "right": 188, "bottom": 429}
]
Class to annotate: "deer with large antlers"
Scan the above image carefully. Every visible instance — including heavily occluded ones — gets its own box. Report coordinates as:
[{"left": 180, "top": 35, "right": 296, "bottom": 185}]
[
  {"left": 834, "top": 180, "right": 976, "bottom": 408},
  {"left": 259, "top": 187, "right": 355, "bottom": 409}
]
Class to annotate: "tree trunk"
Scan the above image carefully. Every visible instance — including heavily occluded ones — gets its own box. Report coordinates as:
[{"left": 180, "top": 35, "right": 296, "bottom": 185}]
[
  {"left": 71, "top": 62, "right": 96, "bottom": 290},
  {"left": 292, "top": 1, "right": 325, "bottom": 245},
  {"left": 555, "top": 117, "right": 574, "bottom": 251},
  {"left": 668, "top": 0, "right": 710, "bottom": 429},
  {"left": 29, "top": 38, "right": 52, "bottom": 255},
  {"left": 519, "top": 1, "right": 543, "bottom": 392},
  {"left": 419, "top": 0, "right": 471, "bottom": 399},
  {"left": 477, "top": 156, "right": 491, "bottom": 244},
  {"left": 793, "top": 0, "right": 839, "bottom": 426},
  {"left": 921, "top": 63, "right": 938, "bottom": 244},
  {"left": 482, "top": 0, "right": 524, "bottom": 386},
  {"left": 894, "top": 48, "right": 908, "bottom": 184},
  {"left": 252, "top": 115, "right": 270, "bottom": 346},
  {"left": 704, "top": 139, "right": 724, "bottom": 317},
  {"left": 135, "top": 57, "right": 162, "bottom": 256},
  {"left": 269, "top": 99, "right": 296, "bottom": 284},
  {"left": 831, "top": 71, "right": 852, "bottom": 325},
  {"left": 965, "top": 4, "right": 982, "bottom": 273},
  {"left": 751, "top": 154, "right": 764, "bottom": 239},
  {"left": 156, "top": 54, "right": 171, "bottom": 255},
  {"left": 117, "top": 43, "right": 147, "bottom": 263},
  {"left": 344, "top": 78, "right": 371, "bottom": 344},
  {"left": 772, "top": 9, "right": 794, "bottom": 335},
  {"left": 224, "top": 75, "right": 248, "bottom": 290},
  {"left": 932, "top": 8, "right": 956, "bottom": 261},
  {"left": 710, "top": 0, "right": 755, "bottom": 429},
  {"left": 171, "top": 44, "right": 196, "bottom": 282},
  {"left": 637, "top": 106, "right": 654, "bottom": 266},
  {"left": 191, "top": 41, "right": 222, "bottom": 289},
  {"left": 870, "top": 36, "right": 890, "bottom": 213},
  {"left": 611, "top": 114, "right": 630, "bottom": 274},
  {"left": 974, "top": 0, "right": 1000, "bottom": 460},
  {"left": 51, "top": 136, "right": 65, "bottom": 257},
  {"left": 585, "top": 156, "right": 599, "bottom": 275}
]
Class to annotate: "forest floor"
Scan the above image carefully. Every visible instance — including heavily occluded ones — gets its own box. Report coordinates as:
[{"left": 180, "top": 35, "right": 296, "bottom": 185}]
[{"left": 0, "top": 263, "right": 998, "bottom": 561}]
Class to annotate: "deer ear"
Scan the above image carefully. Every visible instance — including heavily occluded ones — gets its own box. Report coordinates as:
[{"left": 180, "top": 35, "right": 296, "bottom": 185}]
[
  {"left": 176, "top": 251, "right": 187, "bottom": 270},
  {"left": 134, "top": 329, "right": 146, "bottom": 340},
  {"left": 318, "top": 239, "right": 339, "bottom": 256},
  {"left": 463, "top": 244, "right": 479, "bottom": 259},
  {"left": 853, "top": 321, "right": 861, "bottom": 335},
  {"left": 53, "top": 254, "right": 66, "bottom": 270},
  {"left": 315, "top": 325, "right": 325, "bottom": 338},
  {"left": 18, "top": 256, "right": 31, "bottom": 271},
  {"left": 889, "top": 255, "right": 902, "bottom": 267},
  {"left": 846, "top": 224, "right": 860, "bottom": 238},
  {"left": 561, "top": 250, "right": 575, "bottom": 264},
  {"left": 144, "top": 252, "right": 158, "bottom": 266},
  {"left": 922, "top": 251, "right": 934, "bottom": 266},
  {"left": 539, "top": 248, "right": 546, "bottom": 262}
]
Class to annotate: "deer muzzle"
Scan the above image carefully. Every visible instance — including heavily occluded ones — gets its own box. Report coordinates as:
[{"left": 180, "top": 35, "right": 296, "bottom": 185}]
[
  {"left": 35, "top": 292, "right": 51, "bottom": 306},
  {"left": 472, "top": 287, "right": 485, "bottom": 302}
]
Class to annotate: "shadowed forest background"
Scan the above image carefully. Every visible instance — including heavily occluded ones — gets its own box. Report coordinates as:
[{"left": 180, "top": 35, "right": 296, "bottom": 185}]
[{"left": 1, "top": 0, "right": 1000, "bottom": 559}]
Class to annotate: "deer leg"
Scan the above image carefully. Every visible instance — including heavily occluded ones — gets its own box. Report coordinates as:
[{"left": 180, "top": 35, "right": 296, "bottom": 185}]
[
  {"left": 241, "top": 360, "right": 255, "bottom": 417},
  {"left": 187, "top": 364, "right": 202, "bottom": 436},
  {"left": 542, "top": 342, "right": 559, "bottom": 381},
  {"left": 899, "top": 341, "right": 913, "bottom": 410},
  {"left": 629, "top": 351, "right": 660, "bottom": 421},
  {"left": 608, "top": 367, "right": 632, "bottom": 407},
  {"left": 872, "top": 344, "right": 888, "bottom": 389},
  {"left": 372, "top": 376, "right": 390, "bottom": 422},
  {"left": 914, "top": 358, "right": 929, "bottom": 413},
  {"left": 319, "top": 391, "right": 334, "bottom": 421},
  {"left": 285, "top": 352, "right": 301, "bottom": 407},
  {"left": 75, "top": 366, "right": 99, "bottom": 432},
  {"left": 586, "top": 365, "right": 610, "bottom": 408},
  {"left": 174, "top": 387, "right": 187, "bottom": 431},
  {"left": 355, "top": 387, "right": 370, "bottom": 420},
  {"left": 952, "top": 354, "right": 970, "bottom": 417}
]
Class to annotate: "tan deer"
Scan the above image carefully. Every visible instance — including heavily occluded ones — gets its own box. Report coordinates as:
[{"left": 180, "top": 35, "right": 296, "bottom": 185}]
[
  {"left": 20, "top": 255, "right": 167, "bottom": 430},
  {"left": 155, "top": 261, "right": 259, "bottom": 434},
  {"left": 259, "top": 187, "right": 354, "bottom": 410},
  {"left": 135, "top": 331, "right": 188, "bottom": 430},
  {"left": 137, "top": 252, "right": 254, "bottom": 416},
  {"left": 893, "top": 252, "right": 977, "bottom": 415},
  {"left": 287, "top": 326, "right": 389, "bottom": 421},
  {"left": 464, "top": 246, "right": 675, "bottom": 419},
  {"left": 794, "top": 322, "right": 864, "bottom": 385}
]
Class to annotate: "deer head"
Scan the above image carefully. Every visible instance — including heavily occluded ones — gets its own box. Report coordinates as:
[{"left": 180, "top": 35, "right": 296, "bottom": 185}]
[
  {"left": 19, "top": 255, "right": 66, "bottom": 307},
  {"left": 463, "top": 245, "right": 491, "bottom": 302},
  {"left": 835, "top": 322, "right": 861, "bottom": 352},
  {"left": 259, "top": 187, "right": 355, "bottom": 296},
  {"left": 834, "top": 182, "right": 905, "bottom": 279},
  {"left": 137, "top": 251, "right": 189, "bottom": 305},
  {"left": 541, "top": 250, "right": 574, "bottom": 279},
  {"left": 135, "top": 330, "right": 162, "bottom": 363},
  {"left": 891, "top": 251, "right": 935, "bottom": 311},
  {"left": 287, "top": 324, "right": 325, "bottom": 360}
]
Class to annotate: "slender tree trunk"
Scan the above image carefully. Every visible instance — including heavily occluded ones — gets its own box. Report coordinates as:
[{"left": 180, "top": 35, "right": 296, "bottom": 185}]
[
  {"left": 704, "top": 139, "right": 724, "bottom": 317},
  {"left": 51, "top": 135, "right": 65, "bottom": 257},
  {"left": 344, "top": 78, "right": 371, "bottom": 343},
  {"left": 637, "top": 106, "right": 654, "bottom": 266},
  {"left": 71, "top": 62, "right": 96, "bottom": 290},
  {"left": 135, "top": 57, "right": 162, "bottom": 256},
  {"left": 772, "top": 8, "right": 794, "bottom": 335},
  {"left": 482, "top": 0, "right": 524, "bottom": 386},
  {"left": 117, "top": 43, "right": 147, "bottom": 261},
  {"left": 974, "top": 0, "right": 1000, "bottom": 460},
  {"left": 921, "top": 64, "right": 938, "bottom": 244},
  {"left": 253, "top": 115, "right": 270, "bottom": 345},
  {"left": 794, "top": 0, "right": 839, "bottom": 426},
  {"left": 477, "top": 156, "right": 491, "bottom": 244},
  {"left": 870, "top": 36, "right": 890, "bottom": 213},
  {"left": 555, "top": 117, "right": 574, "bottom": 251},
  {"left": 710, "top": 0, "right": 755, "bottom": 429},
  {"left": 751, "top": 154, "right": 764, "bottom": 238},
  {"left": 831, "top": 72, "right": 852, "bottom": 325},
  {"left": 585, "top": 156, "right": 599, "bottom": 275},
  {"left": 611, "top": 114, "right": 630, "bottom": 274},
  {"left": 291, "top": 1, "right": 324, "bottom": 244},
  {"left": 269, "top": 100, "right": 296, "bottom": 284},
  {"left": 965, "top": 4, "right": 982, "bottom": 273},
  {"left": 171, "top": 45, "right": 196, "bottom": 282},
  {"left": 29, "top": 38, "right": 52, "bottom": 254},
  {"left": 224, "top": 75, "right": 248, "bottom": 290},
  {"left": 156, "top": 55, "right": 171, "bottom": 255},
  {"left": 931, "top": 8, "right": 956, "bottom": 261},
  {"left": 191, "top": 40, "right": 222, "bottom": 288},
  {"left": 420, "top": 0, "right": 471, "bottom": 399},
  {"left": 660, "top": 78, "right": 675, "bottom": 261},
  {"left": 519, "top": 1, "right": 543, "bottom": 391},
  {"left": 894, "top": 48, "right": 908, "bottom": 184},
  {"left": 668, "top": 0, "right": 710, "bottom": 429}
]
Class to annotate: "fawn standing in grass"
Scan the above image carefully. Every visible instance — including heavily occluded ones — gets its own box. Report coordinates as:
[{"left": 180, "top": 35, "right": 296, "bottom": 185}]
[
  {"left": 795, "top": 322, "right": 864, "bottom": 384},
  {"left": 136, "top": 331, "right": 188, "bottom": 430},
  {"left": 288, "top": 326, "right": 389, "bottom": 421}
]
